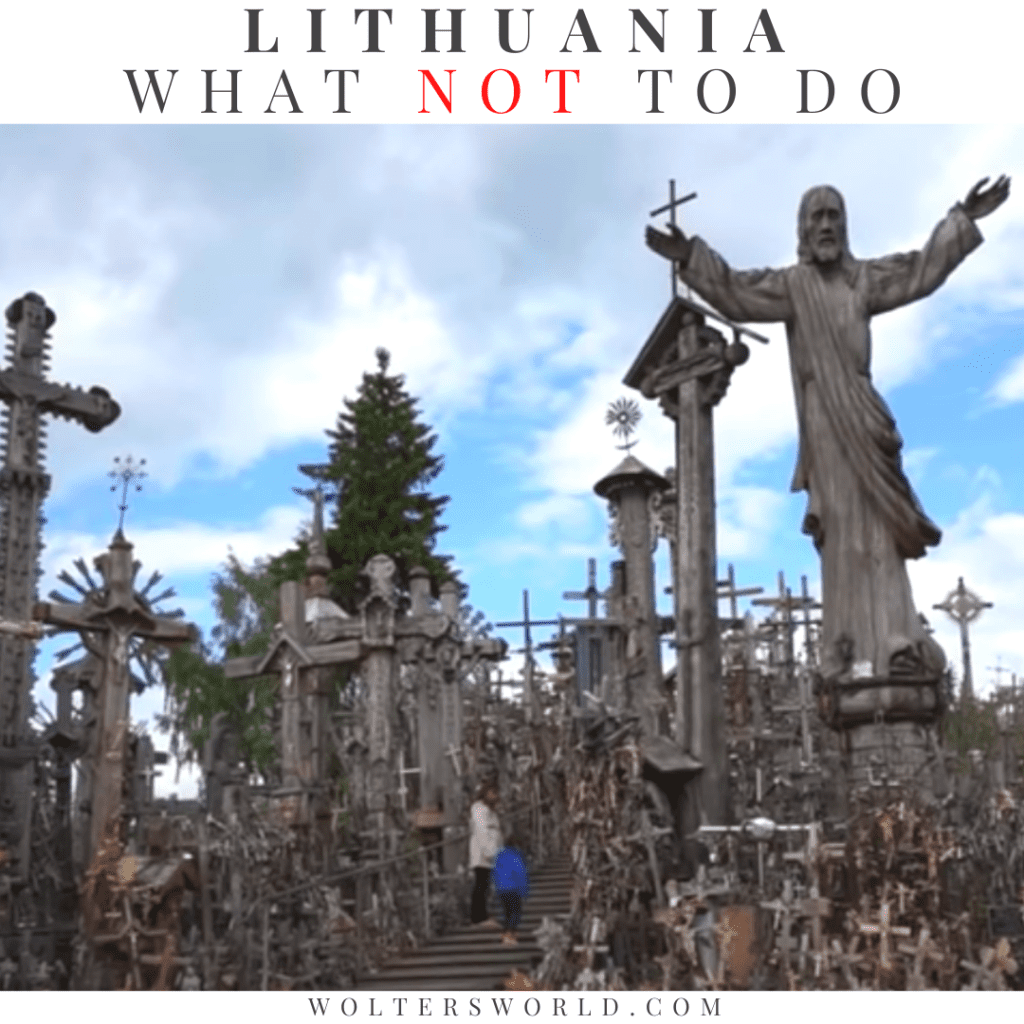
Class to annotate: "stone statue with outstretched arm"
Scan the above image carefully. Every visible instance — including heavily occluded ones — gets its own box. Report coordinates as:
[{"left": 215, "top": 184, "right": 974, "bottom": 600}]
[{"left": 646, "top": 176, "right": 1009, "bottom": 681}]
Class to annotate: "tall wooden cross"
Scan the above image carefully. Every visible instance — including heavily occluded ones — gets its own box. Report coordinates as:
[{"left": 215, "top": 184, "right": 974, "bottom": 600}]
[
  {"left": 0, "top": 294, "right": 121, "bottom": 744},
  {"left": 0, "top": 293, "right": 120, "bottom": 886},
  {"left": 33, "top": 530, "right": 195, "bottom": 861},
  {"left": 626, "top": 200, "right": 762, "bottom": 823},
  {"left": 495, "top": 590, "right": 559, "bottom": 723}
]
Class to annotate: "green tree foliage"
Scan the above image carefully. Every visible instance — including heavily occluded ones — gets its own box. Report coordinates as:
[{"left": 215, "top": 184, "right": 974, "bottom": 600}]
[
  {"left": 270, "top": 347, "right": 459, "bottom": 611},
  {"left": 159, "top": 552, "right": 279, "bottom": 774},
  {"left": 161, "top": 348, "right": 459, "bottom": 769}
]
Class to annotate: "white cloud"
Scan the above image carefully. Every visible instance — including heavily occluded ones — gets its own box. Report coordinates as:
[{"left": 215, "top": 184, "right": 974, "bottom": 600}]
[
  {"left": 909, "top": 495, "right": 1024, "bottom": 692},
  {"left": 41, "top": 504, "right": 305, "bottom": 589}
]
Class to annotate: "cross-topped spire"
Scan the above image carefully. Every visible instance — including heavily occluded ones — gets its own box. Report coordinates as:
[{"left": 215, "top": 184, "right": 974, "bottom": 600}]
[
  {"left": 108, "top": 455, "right": 146, "bottom": 534},
  {"left": 649, "top": 179, "right": 697, "bottom": 297},
  {"left": 293, "top": 479, "right": 336, "bottom": 581}
]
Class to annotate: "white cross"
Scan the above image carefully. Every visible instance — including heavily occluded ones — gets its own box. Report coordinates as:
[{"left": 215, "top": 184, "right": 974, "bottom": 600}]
[{"left": 396, "top": 749, "right": 421, "bottom": 811}]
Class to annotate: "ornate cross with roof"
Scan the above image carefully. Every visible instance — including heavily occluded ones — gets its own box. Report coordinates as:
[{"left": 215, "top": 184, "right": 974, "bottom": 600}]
[{"left": 622, "top": 187, "right": 768, "bottom": 823}]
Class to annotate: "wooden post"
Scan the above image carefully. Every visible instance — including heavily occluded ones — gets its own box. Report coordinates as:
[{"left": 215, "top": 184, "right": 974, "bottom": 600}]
[{"left": 625, "top": 295, "right": 749, "bottom": 824}]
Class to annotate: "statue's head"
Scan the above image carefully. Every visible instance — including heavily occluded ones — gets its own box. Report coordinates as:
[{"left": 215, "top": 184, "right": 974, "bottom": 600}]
[{"left": 797, "top": 185, "right": 850, "bottom": 267}]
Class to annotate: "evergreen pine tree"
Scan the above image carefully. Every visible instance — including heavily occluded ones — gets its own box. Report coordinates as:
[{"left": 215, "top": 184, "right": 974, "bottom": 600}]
[{"left": 271, "top": 347, "right": 458, "bottom": 611}]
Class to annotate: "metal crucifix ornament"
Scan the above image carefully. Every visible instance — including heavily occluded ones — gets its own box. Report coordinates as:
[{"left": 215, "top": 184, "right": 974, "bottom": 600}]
[{"left": 109, "top": 455, "right": 146, "bottom": 533}]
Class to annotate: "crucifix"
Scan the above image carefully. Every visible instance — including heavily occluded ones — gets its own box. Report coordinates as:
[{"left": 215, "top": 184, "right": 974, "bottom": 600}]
[
  {"left": 0, "top": 293, "right": 120, "bottom": 884},
  {"left": 933, "top": 576, "right": 992, "bottom": 702},
  {"left": 33, "top": 530, "right": 195, "bottom": 862},
  {"left": 625, "top": 186, "right": 765, "bottom": 824}
]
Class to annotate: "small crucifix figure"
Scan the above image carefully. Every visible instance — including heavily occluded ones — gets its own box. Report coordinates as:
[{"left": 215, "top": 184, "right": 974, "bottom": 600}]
[{"left": 108, "top": 455, "right": 147, "bottom": 533}]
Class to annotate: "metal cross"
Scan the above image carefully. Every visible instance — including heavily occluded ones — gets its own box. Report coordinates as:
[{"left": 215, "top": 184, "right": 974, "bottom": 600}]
[
  {"left": 650, "top": 179, "right": 697, "bottom": 298},
  {"left": 109, "top": 455, "right": 146, "bottom": 533}
]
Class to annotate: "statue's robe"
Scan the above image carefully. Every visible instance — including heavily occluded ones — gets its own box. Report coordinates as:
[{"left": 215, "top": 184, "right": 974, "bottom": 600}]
[{"left": 680, "top": 206, "right": 983, "bottom": 677}]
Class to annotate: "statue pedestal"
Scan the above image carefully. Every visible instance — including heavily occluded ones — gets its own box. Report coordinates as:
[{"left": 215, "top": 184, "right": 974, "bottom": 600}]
[{"left": 817, "top": 672, "right": 946, "bottom": 797}]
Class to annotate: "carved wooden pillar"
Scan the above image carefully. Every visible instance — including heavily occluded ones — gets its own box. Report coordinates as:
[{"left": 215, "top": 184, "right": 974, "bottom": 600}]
[
  {"left": 594, "top": 456, "right": 669, "bottom": 737},
  {"left": 360, "top": 556, "right": 397, "bottom": 827}
]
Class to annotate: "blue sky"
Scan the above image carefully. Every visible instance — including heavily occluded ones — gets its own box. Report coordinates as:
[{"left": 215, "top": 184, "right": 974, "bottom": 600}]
[{"left": 4, "top": 124, "right": 1023, "bottom": 795}]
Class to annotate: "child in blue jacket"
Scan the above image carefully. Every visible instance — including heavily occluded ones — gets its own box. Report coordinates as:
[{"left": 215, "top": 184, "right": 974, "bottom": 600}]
[{"left": 491, "top": 836, "right": 530, "bottom": 945}]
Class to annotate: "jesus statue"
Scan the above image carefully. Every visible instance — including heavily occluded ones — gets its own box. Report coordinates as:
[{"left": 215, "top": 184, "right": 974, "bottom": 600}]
[{"left": 646, "top": 176, "right": 1010, "bottom": 681}]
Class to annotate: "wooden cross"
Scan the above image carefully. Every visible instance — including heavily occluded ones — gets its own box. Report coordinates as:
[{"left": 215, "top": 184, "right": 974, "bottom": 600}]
[
  {"left": 959, "top": 940, "right": 1017, "bottom": 990},
  {"left": 495, "top": 589, "right": 558, "bottom": 723},
  {"left": 716, "top": 563, "right": 764, "bottom": 625},
  {"left": 0, "top": 292, "right": 120, "bottom": 748},
  {"left": 829, "top": 936, "right": 865, "bottom": 989},
  {"left": 562, "top": 558, "right": 612, "bottom": 620},
  {"left": 496, "top": 589, "right": 560, "bottom": 666},
  {"left": 856, "top": 901, "right": 911, "bottom": 972},
  {"left": 760, "top": 882, "right": 800, "bottom": 974},
  {"left": 445, "top": 742, "right": 462, "bottom": 778},
  {"left": 396, "top": 749, "right": 421, "bottom": 812},
  {"left": 34, "top": 530, "right": 194, "bottom": 859},
  {"left": 897, "top": 926, "right": 947, "bottom": 990}
]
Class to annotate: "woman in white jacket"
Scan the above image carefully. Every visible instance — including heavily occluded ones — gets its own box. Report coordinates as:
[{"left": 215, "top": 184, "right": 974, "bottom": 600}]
[{"left": 468, "top": 784, "right": 502, "bottom": 927}]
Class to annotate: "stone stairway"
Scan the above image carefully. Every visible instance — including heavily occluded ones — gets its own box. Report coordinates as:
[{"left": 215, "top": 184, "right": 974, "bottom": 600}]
[{"left": 356, "top": 858, "right": 573, "bottom": 990}]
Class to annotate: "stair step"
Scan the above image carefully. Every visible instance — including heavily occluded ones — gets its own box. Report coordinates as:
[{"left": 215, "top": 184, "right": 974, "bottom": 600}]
[{"left": 356, "top": 860, "right": 572, "bottom": 990}]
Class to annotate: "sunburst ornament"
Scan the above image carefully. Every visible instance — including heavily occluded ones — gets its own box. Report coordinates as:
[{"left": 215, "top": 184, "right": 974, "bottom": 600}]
[{"left": 606, "top": 397, "right": 641, "bottom": 451}]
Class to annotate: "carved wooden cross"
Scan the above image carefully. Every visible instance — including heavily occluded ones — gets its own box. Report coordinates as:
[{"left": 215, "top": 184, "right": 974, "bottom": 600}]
[
  {"left": 33, "top": 530, "right": 194, "bottom": 859},
  {"left": 0, "top": 294, "right": 121, "bottom": 734}
]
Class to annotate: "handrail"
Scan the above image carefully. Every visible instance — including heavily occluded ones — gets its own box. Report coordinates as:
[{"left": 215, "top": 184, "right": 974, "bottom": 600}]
[{"left": 241, "top": 795, "right": 556, "bottom": 920}]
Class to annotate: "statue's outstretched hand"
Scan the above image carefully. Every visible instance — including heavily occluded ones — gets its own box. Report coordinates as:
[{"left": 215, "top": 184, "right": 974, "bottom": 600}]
[
  {"left": 645, "top": 222, "right": 693, "bottom": 265},
  {"left": 962, "top": 174, "right": 1010, "bottom": 220}
]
